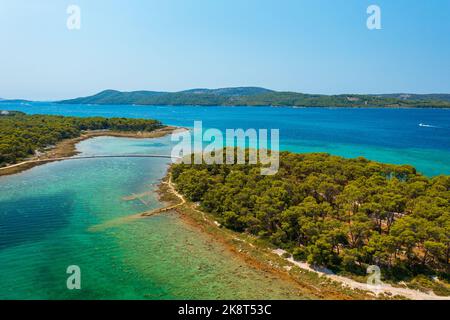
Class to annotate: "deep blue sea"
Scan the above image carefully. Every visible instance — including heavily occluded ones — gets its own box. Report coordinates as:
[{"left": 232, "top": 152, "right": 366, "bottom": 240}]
[{"left": 3, "top": 101, "right": 450, "bottom": 176}]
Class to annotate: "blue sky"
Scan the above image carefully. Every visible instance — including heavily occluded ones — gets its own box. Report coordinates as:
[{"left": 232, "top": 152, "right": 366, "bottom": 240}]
[{"left": 1, "top": 0, "right": 450, "bottom": 100}]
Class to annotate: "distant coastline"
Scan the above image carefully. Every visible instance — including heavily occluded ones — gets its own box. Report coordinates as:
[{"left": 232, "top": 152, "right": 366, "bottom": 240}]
[
  {"left": 57, "top": 88, "right": 450, "bottom": 108},
  {"left": 3, "top": 100, "right": 450, "bottom": 110},
  {"left": 3, "top": 87, "right": 450, "bottom": 109}
]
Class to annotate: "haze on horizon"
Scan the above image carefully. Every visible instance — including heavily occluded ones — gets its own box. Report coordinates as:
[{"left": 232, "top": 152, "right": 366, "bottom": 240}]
[{"left": 1, "top": 0, "right": 450, "bottom": 100}]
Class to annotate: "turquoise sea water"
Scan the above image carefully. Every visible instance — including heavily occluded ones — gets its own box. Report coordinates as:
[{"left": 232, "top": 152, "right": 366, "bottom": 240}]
[
  {"left": 1, "top": 102, "right": 450, "bottom": 299},
  {"left": 3, "top": 102, "right": 450, "bottom": 176},
  {"left": 0, "top": 136, "right": 310, "bottom": 299}
]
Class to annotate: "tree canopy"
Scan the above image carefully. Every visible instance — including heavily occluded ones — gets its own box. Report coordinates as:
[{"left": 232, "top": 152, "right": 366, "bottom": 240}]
[{"left": 172, "top": 150, "right": 450, "bottom": 281}]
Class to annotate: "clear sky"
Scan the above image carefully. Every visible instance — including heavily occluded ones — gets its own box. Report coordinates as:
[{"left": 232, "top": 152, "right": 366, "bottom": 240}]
[{"left": 1, "top": 0, "right": 450, "bottom": 100}]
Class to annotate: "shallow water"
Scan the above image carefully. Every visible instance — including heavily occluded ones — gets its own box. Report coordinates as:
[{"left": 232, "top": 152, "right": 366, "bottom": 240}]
[{"left": 0, "top": 136, "right": 309, "bottom": 299}]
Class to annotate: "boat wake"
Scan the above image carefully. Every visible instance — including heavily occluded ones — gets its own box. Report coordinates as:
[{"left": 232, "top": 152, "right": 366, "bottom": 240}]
[{"left": 419, "top": 123, "right": 438, "bottom": 128}]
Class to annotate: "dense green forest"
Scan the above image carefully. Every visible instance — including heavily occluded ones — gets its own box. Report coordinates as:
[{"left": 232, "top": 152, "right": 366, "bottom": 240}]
[
  {"left": 59, "top": 87, "right": 450, "bottom": 108},
  {"left": 0, "top": 111, "right": 162, "bottom": 166},
  {"left": 172, "top": 150, "right": 450, "bottom": 282}
]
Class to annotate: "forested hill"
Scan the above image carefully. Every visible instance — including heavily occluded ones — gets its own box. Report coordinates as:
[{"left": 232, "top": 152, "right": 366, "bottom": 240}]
[
  {"left": 58, "top": 87, "right": 450, "bottom": 108},
  {"left": 0, "top": 112, "right": 162, "bottom": 167}
]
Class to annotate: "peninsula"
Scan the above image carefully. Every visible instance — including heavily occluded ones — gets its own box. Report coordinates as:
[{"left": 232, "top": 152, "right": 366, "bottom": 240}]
[{"left": 0, "top": 111, "right": 176, "bottom": 175}]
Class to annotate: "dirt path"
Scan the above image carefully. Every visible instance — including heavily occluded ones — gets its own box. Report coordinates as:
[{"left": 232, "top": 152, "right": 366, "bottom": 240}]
[
  {"left": 140, "top": 176, "right": 186, "bottom": 217},
  {"left": 273, "top": 249, "right": 449, "bottom": 300}
]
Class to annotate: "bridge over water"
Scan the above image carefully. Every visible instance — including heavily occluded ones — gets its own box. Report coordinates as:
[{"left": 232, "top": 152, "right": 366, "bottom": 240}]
[
  {"left": 0, "top": 154, "right": 182, "bottom": 172},
  {"left": 35, "top": 154, "right": 180, "bottom": 161}
]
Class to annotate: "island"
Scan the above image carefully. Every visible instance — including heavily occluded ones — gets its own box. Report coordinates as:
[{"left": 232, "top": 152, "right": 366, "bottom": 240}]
[{"left": 57, "top": 87, "right": 450, "bottom": 108}]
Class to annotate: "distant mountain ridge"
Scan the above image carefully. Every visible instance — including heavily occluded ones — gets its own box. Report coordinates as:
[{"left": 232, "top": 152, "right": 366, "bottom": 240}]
[{"left": 53, "top": 87, "right": 450, "bottom": 108}]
